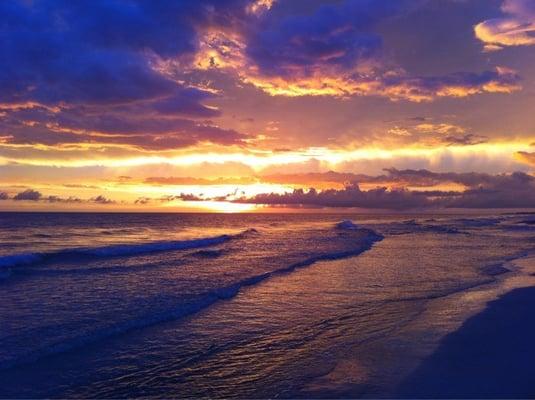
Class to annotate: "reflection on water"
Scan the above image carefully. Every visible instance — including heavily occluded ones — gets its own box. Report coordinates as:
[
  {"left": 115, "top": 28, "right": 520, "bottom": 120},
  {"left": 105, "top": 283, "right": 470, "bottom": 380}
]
[{"left": 0, "top": 212, "right": 534, "bottom": 398}]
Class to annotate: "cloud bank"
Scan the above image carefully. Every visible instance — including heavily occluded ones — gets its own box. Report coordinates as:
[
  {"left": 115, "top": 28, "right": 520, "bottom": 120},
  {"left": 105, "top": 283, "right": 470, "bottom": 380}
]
[{"left": 236, "top": 169, "right": 535, "bottom": 209}]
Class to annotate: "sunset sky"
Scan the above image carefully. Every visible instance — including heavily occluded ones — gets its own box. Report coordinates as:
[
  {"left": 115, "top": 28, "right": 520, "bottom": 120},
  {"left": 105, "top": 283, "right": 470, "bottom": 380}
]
[{"left": 1, "top": 0, "right": 535, "bottom": 211}]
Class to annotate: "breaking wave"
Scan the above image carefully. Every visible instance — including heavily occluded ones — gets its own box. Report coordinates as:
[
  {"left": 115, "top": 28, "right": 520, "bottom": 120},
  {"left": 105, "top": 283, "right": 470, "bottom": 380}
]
[{"left": 0, "top": 230, "right": 257, "bottom": 272}]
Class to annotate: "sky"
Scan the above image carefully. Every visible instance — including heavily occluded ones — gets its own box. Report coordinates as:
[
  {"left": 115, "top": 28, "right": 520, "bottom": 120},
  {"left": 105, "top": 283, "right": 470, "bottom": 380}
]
[{"left": 1, "top": 0, "right": 535, "bottom": 212}]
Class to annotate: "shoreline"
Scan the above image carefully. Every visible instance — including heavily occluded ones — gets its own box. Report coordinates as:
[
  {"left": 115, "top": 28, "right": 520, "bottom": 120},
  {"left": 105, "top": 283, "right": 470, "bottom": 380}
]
[
  {"left": 299, "top": 254, "right": 535, "bottom": 399},
  {"left": 393, "top": 254, "right": 535, "bottom": 398},
  {"left": 396, "top": 285, "right": 535, "bottom": 398}
]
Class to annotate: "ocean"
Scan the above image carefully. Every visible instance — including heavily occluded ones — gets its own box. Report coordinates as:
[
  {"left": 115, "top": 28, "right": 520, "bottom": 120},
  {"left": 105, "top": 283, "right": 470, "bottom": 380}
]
[{"left": 1, "top": 212, "right": 535, "bottom": 398}]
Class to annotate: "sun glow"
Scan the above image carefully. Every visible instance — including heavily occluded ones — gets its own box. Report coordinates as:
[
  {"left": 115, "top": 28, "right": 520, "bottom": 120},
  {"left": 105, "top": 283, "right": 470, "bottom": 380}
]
[
  {"left": 160, "top": 200, "right": 259, "bottom": 213},
  {"left": 2, "top": 141, "right": 531, "bottom": 170}
]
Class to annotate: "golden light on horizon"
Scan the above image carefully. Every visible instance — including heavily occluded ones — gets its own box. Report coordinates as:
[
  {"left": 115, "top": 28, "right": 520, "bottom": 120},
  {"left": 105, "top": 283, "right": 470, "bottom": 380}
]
[
  {"left": 1, "top": 141, "right": 532, "bottom": 170},
  {"left": 163, "top": 200, "right": 260, "bottom": 213}
]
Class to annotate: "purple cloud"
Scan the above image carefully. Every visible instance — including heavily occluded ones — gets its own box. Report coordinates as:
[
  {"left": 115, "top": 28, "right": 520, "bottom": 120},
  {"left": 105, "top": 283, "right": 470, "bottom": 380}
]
[
  {"left": 245, "top": 0, "right": 403, "bottom": 78},
  {"left": 0, "top": 0, "right": 254, "bottom": 150},
  {"left": 235, "top": 170, "right": 535, "bottom": 209},
  {"left": 13, "top": 189, "right": 42, "bottom": 201},
  {"left": 90, "top": 195, "right": 115, "bottom": 205},
  {"left": 475, "top": 0, "right": 535, "bottom": 51}
]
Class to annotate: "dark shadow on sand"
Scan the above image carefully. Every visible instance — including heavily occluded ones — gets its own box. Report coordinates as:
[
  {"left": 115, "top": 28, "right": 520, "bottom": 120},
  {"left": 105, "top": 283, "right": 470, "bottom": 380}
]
[{"left": 395, "top": 287, "right": 535, "bottom": 398}]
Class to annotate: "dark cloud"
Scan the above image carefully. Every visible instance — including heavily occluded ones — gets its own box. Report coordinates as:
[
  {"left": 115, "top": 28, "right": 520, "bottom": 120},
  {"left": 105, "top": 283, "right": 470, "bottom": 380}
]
[
  {"left": 441, "top": 134, "right": 488, "bottom": 146},
  {"left": 0, "top": 0, "right": 251, "bottom": 105},
  {"left": 0, "top": 0, "right": 253, "bottom": 150},
  {"left": 381, "top": 168, "right": 535, "bottom": 189},
  {"left": 13, "top": 189, "right": 42, "bottom": 201},
  {"left": 246, "top": 0, "right": 406, "bottom": 78},
  {"left": 237, "top": 184, "right": 431, "bottom": 210},
  {"left": 9, "top": 189, "right": 113, "bottom": 204},
  {"left": 90, "top": 195, "right": 115, "bottom": 204},
  {"left": 0, "top": 104, "right": 248, "bottom": 149},
  {"left": 234, "top": 170, "right": 535, "bottom": 209},
  {"left": 135, "top": 192, "right": 233, "bottom": 205},
  {"left": 229, "top": 1, "right": 522, "bottom": 99},
  {"left": 134, "top": 197, "right": 151, "bottom": 205},
  {"left": 174, "top": 193, "right": 205, "bottom": 202},
  {"left": 0, "top": 192, "right": 9, "bottom": 200},
  {"left": 45, "top": 195, "right": 83, "bottom": 203}
]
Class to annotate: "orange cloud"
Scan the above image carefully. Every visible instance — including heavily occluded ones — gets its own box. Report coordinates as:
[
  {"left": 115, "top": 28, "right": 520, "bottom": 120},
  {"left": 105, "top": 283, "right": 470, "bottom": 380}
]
[
  {"left": 515, "top": 151, "right": 535, "bottom": 166},
  {"left": 475, "top": 0, "right": 535, "bottom": 51},
  {"left": 232, "top": 64, "right": 520, "bottom": 101}
]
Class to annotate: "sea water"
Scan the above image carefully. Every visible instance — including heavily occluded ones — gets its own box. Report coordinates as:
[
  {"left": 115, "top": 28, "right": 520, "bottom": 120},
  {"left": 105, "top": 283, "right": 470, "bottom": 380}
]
[{"left": 1, "top": 212, "right": 534, "bottom": 397}]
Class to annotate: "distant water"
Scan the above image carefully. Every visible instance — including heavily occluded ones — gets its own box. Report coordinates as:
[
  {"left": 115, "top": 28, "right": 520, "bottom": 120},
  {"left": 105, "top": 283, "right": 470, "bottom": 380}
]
[{"left": 1, "top": 212, "right": 535, "bottom": 398}]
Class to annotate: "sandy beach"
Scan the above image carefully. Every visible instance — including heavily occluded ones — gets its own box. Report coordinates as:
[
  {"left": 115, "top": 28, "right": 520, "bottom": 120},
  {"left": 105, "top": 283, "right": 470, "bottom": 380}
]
[{"left": 397, "top": 286, "right": 535, "bottom": 397}]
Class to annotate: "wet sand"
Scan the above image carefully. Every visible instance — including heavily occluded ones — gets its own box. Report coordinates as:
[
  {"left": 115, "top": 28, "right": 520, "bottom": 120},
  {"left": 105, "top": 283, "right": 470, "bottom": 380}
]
[
  {"left": 299, "top": 255, "right": 535, "bottom": 399},
  {"left": 396, "top": 263, "right": 535, "bottom": 398}
]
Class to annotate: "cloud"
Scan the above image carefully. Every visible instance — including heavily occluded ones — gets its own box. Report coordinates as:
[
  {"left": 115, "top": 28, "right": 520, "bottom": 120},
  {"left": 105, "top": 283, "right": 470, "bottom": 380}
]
[
  {"left": 189, "top": 0, "right": 521, "bottom": 100},
  {"left": 13, "top": 189, "right": 42, "bottom": 201},
  {"left": 134, "top": 197, "right": 152, "bottom": 205},
  {"left": 234, "top": 169, "right": 535, "bottom": 209},
  {"left": 8, "top": 169, "right": 534, "bottom": 210},
  {"left": 260, "top": 171, "right": 369, "bottom": 188},
  {"left": 380, "top": 168, "right": 535, "bottom": 189},
  {"left": 0, "top": 0, "right": 254, "bottom": 151},
  {"left": 45, "top": 195, "right": 83, "bottom": 203},
  {"left": 0, "top": 0, "right": 529, "bottom": 163},
  {"left": 244, "top": 0, "right": 399, "bottom": 79},
  {"left": 144, "top": 176, "right": 256, "bottom": 185},
  {"left": 0, "top": 0, "right": 251, "bottom": 105},
  {"left": 386, "top": 121, "right": 489, "bottom": 147},
  {"left": 515, "top": 151, "right": 535, "bottom": 166},
  {"left": 237, "top": 184, "right": 432, "bottom": 209},
  {"left": 240, "top": 66, "right": 521, "bottom": 99},
  {"left": 475, "top": 0, "right": 535, "bottom": 51},
  {"left": 0, "top": 104, "right": 249, "bottom": 150},
  {"left": 9, "top": 188, "right": 115, "bottom": 205},
  {"left": 258, "top": 168, "right": 535, "bottom": 189},
  {"left": 136, "top": 193, "right": 207, "bottom": 204},
  {"left": 90, "top": 195, "right": 115, "bottom": 204}
]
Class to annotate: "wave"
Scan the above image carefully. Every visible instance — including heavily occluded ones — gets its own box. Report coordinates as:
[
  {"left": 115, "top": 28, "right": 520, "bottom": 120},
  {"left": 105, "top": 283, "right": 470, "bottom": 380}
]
[
  {"left": 14, "top": 259, "right": 189, "bottom": 278},
  {"left": 191, "top": 249, "right": 224, "bottom": 258},
  {"left": 453, "top": 218, "right": 502, "bottom": 227},
  {"left": 0, "top": 226, "right": 382, "bottom": 370},
  {"left": 0, "top": 230, "right": 255, "bottom": 272},
  {"left": 0, "top": 253, "right": 42, "bottom": 269},
  {"left": 376, "top": 220, "right": 464, "bottom": 236},
  {"left": 336, "top": 220, "right": 359, "bottom": 230}
]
